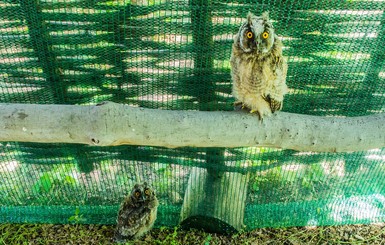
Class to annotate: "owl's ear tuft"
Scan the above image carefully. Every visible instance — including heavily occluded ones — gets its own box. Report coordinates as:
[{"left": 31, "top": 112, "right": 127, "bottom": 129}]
[
  {"left": 262, "top": 11, "right": 269, "bottom": 21},
  {"left": 247, "top": 12, "right": 254, "bottom": 24}
]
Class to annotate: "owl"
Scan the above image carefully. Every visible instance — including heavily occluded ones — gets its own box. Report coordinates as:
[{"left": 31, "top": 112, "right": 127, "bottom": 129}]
[
  {"left": 114, "top": 182, "right": 159, "bottom": 242},
  {"left": 231, "top": 12, "right": 288, "bottom": 119}
]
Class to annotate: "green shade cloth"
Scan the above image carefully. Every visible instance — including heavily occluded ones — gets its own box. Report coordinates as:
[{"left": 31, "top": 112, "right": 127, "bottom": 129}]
[{"left": 0, "top": 0, "right": 385, "bottom": 229}]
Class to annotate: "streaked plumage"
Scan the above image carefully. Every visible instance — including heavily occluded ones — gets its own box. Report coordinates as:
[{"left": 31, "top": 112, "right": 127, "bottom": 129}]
[
  {"left": 231, "top": 12, "right": 288, "bottom": 119},
  {"left": 114, "top": 182, "right": 158, "bottom": 242}
]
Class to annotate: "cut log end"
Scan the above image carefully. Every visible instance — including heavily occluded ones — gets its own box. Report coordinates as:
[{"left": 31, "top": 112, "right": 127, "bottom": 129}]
[{"left": 180, "top": 166, "right": 249, "bottom": 234}]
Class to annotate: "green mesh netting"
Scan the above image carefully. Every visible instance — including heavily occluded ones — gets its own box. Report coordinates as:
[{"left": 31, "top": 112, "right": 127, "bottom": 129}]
[{"left": 1, "top": 0, "right": 385, "bottom": 230}]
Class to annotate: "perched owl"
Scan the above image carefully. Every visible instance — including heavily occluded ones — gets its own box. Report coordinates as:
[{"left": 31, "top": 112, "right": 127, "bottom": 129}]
[
  {"left": 114, "top": 182, "right": 159, "bottom": 242},
  {"left": 231, "top": 12, "right": 288, "bottom": 119}
]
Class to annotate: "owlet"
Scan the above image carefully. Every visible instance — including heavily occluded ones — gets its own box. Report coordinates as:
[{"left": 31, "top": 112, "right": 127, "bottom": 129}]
[
  {"left": 114, "top": 182, "right": 158, "bottom": 242},
  {"left": 231, "top": 12, "right": 288, "bottom": 119}
]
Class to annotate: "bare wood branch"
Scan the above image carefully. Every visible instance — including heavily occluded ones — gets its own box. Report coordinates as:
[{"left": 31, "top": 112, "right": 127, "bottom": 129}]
[{"left": 0, "top": 102, "right": 384, "bottom": 152}]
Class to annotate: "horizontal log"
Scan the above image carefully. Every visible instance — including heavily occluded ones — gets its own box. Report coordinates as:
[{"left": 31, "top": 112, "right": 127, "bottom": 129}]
[{"left": 0, "top": 102, "right": 384, "bottom": 152}]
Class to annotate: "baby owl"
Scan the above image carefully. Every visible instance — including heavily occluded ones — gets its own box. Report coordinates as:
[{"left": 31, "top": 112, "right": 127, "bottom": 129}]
[
  {"left": 231, "top": 12, "right": 288, "bottom": 119},
  {"left": 114, "top": 182, "right": 158, "bottom": 242}
]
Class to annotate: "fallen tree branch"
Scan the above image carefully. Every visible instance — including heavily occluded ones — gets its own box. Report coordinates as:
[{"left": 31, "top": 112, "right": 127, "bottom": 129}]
[{"left": 0, "top": 102, "right": 384, "bottom": 152}]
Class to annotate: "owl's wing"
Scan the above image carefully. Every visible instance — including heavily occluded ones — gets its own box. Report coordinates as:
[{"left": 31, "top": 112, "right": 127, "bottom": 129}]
[
  {"left": 115, "top": 203, "right": 151, "bottom": 240},
  {"left": 263, "top": 94, "right": 282, "bottom": 113},
  {"left": 117, "top": 198, "right": 137, "bottom": 220},
  {"left": 264, "top": 51, "right": 288, "bottom": 113}
]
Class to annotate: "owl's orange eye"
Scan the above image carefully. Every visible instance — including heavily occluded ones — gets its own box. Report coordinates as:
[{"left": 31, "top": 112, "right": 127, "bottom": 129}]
[
  {"left": 246, "top": 31, "right": 253, "bottom": 39},
  {"left": 262, "top": 32, "right": 269, "bottom": 39},
  {"left": 135, "top": 191, "right": 140, "bottom": 197},
  {"left": 145, "top": 189, "right": 150, "bottom": 195}
]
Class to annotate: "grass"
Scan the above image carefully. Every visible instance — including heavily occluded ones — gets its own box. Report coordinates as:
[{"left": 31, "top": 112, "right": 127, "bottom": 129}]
[{"left": 1, "top": 223, "right": 385, "bottom": 244}]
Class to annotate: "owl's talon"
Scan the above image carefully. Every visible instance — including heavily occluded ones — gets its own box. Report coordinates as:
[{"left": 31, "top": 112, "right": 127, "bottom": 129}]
[{"left": 249, "top": 109, "right": 263, "bottom": 121}]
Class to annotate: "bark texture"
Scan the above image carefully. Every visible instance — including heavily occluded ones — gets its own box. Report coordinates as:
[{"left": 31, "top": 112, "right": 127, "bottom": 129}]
[{"left": 0, "top": 102, "right": 384, "bottom": 152}]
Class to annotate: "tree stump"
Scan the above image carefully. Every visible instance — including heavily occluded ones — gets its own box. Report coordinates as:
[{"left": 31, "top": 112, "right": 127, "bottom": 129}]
[{"left": 180, "top": 164, "right": 250, "bottom": 233}]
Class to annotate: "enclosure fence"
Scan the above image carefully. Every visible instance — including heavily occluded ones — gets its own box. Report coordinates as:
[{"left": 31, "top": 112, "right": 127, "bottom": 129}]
[{"left": 0, "top": 0, "right": 385, "bottom": 231}]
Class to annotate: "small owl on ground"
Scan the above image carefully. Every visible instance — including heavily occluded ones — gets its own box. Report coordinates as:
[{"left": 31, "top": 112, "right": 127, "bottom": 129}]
[
  {"left": 231, "top": 12, "right": 288, "bottom": 119},
  {"left": 114, "top": 182, "right": 159, "bottom": 242}
]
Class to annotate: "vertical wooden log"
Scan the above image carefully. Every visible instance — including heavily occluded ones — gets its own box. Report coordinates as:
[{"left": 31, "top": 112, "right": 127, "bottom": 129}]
[
  {"left": 20, "top": 0, "right": 92, "bottom": 172},
  {"left": 20, "top": 0, "right": 65, "bottom": 103},
  {"left": 189, "top": 0, "right": 214, "bottom": 104},
  {"left": 180, "top": 164, "right": 249, "bottom": 233},
  {"left": 180, "top": 0, "right": 249, "bottom": 233},
  {"left": 356, "top": 11, "right": 385, "bottom": 115}
]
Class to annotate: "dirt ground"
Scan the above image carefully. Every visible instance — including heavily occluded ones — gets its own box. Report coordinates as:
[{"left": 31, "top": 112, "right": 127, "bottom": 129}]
[{"left": 1, "top": 223, "right": 385, "bottom": 244}]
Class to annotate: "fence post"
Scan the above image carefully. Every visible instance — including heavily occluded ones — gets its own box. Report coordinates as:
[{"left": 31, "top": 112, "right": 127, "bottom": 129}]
[{"left": 180, "top": 0, "right": 249, "bottom": 233}]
